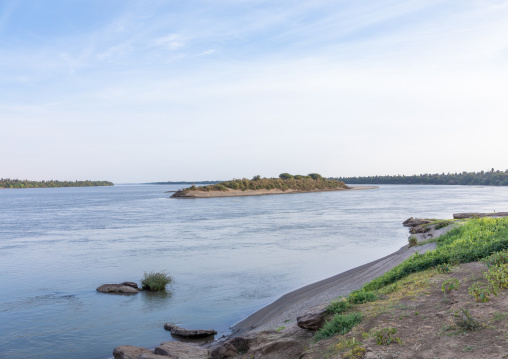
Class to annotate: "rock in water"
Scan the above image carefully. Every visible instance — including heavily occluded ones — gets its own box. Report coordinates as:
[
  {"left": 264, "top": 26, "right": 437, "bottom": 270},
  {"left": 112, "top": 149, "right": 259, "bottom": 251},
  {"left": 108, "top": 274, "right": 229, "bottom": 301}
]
[
  {"left": 164, "top": 323, "right": 217, "bottom": 338},
  {"left": 97, "top": 284, "right": 139, "bottom": 294},
  {"left": 297, "top": 309, "right": 327, "bottom": 330},
  {"left": 121, "top": 282, "right": 139, "bottom": 289},
  {"left": 113, "top": 345, "right": 153, "bottom": 359},
  {"left": 154, "top": 341, "right": 209, "bottom": 358}
]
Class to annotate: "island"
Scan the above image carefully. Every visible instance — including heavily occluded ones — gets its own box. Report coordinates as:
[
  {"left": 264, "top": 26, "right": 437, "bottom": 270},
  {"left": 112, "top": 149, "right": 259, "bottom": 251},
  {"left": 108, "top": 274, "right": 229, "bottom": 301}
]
[
  {"left": 171, "top": 173, "right": 350, "bottom": 198},
  {"left": 0, "top": 179, "right": 114, "bottom": 188}
]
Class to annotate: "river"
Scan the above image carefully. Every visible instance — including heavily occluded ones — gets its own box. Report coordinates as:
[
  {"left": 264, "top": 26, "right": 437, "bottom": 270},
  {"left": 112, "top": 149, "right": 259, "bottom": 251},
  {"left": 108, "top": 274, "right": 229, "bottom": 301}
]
[{"left": 1, "top": 184, "right": 507, "bottom": 358}]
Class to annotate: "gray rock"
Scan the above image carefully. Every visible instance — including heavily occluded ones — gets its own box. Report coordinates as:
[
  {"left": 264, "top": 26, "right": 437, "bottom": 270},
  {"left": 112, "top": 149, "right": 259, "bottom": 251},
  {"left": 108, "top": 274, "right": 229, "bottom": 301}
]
[
  {"left": 210, "top": 343, "right": 238, "bottom": 359},
  {"left": 113, "top": 345, "right": 153, "bottom": 359},
  {"left": 154, "top": 341, "right": 209, "bottom": 359},
  {"left": 138, "top": 352, "right": 168, "bottom": 359},
  {"left": 122, "top": 282, "right": 140, "bottom": 290},
  {"left": 97, "top": 284, "right": 139, "bottom": 294},
  {"left": 402, "top": 217, "right": 432, "bottom": 227},
  {"left": 297, "top": 310, "right": 327, "bottom": 330},
  {"left": 164, "top": 323, "right": 217, "bottom": 338},
  {"left": 228, "top": 337, "right": 249, "bottom": 353}
]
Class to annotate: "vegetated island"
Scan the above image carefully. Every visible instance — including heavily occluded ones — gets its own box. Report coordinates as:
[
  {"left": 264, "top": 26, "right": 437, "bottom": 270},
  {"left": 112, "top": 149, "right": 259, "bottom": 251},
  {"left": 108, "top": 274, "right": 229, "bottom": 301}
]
[
  {"left": 335, "top": 168, "right": 508, "bottom": 186},
  {"left": 0, "top": 178, "right": 114, "bottom": 189},
  {"left": 171, "top": 173, "right": 356, "bottom": 198}
]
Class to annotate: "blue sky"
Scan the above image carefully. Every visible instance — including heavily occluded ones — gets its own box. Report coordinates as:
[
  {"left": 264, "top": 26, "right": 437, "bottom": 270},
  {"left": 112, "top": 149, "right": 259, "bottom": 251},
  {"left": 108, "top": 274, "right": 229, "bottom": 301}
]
[{"left": 1, "top": 0, "right": 508, "bottom": 182}]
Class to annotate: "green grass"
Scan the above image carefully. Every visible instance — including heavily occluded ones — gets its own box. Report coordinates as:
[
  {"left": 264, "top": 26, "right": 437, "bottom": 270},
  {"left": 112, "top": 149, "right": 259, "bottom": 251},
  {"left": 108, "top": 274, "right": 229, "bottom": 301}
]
[
  {"left": 141, "top": 271, "right": 172, "bottom": 291},
  {"left": 327, "top": 298, "right": 351, "bottom": 314},
  {"left": 362, "top": 217, "right": 508, "bottom": 291},
  {"left": 314, "top": 312, "right": 363, "bottom": 341}
]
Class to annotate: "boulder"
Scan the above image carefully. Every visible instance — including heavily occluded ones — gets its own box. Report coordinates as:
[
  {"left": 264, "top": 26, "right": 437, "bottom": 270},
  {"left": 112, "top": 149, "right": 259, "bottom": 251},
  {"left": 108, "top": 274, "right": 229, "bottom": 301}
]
[
  {"left": 113, "top": 345, "right": 153, "bottom": 359},
  {"left": 164, "top": 323, "right": 217, "bottom": 338},
  {"left": 402, "top": 217, "right": 432, "bottom": 227},
  {"left": 210, "top": 337, "right": 250, "bottom": 359},
  {"left": 97, "top": 284, "right": 139, "bottom": 294},
  {"left": 297, "top": 309, "right": 327, "bottom": 330},
  {"left": 210, "top": 343, "right": 238, "bottom": 359},
  {"left": 228, "top": 337, "right": 249, "bottom": 353},
  {"left": 154, "top": 341, "right": 209, "bottom": 359}
]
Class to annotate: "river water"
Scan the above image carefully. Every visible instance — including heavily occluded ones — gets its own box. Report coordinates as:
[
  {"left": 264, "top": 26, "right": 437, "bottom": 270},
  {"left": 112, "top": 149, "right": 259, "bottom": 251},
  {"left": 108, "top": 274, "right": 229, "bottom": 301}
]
[{"left": 1, "top": 184, "right": 508, "bottom": 358}]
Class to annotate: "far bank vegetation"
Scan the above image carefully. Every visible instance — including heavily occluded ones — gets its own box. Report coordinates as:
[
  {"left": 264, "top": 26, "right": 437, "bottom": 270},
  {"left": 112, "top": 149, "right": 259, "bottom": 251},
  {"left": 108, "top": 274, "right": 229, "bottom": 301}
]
[
  {"left": 182, "top": 173, "right": 347, "bottom": 192},
  {"left": 0, "top": 178, "right": 114, "bottom": 189}
]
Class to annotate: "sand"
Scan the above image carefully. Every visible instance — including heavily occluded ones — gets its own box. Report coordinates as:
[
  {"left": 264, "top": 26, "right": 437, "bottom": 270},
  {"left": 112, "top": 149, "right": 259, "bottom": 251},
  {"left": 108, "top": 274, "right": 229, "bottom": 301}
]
[{"left": 172, "top": 185, "right": 379, "bottom": 198}]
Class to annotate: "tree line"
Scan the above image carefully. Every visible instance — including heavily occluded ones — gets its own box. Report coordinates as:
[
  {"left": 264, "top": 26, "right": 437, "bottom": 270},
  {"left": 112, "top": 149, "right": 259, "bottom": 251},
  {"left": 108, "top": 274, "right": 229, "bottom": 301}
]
[
  {"left": 0, "top": 179, "right": 114, "bottom": 188},
  {"left": 184, "top": 173, "right": 347, "bottom": 192},
  {"left": 334, "top": 169, "right": 508, "bottom": 186}
]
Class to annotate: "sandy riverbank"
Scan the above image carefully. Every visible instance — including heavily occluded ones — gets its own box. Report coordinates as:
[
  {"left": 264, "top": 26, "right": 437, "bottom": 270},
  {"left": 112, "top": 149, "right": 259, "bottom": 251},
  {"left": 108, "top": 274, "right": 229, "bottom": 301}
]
[{"left": 171, "top": 185, "right": 379, "bottom": 198}]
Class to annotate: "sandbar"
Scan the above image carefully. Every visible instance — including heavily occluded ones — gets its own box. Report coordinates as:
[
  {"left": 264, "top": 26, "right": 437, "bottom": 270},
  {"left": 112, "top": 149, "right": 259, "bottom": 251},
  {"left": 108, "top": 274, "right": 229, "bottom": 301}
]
[{"left": 171, "top": 185, "right": 378, "bottom": 198}]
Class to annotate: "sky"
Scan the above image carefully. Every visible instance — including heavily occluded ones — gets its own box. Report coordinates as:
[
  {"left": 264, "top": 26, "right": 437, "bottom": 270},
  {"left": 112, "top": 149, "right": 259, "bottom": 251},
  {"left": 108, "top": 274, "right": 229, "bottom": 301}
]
[{"left": 1, "top": 0, "right": 508, "bottom": 183}]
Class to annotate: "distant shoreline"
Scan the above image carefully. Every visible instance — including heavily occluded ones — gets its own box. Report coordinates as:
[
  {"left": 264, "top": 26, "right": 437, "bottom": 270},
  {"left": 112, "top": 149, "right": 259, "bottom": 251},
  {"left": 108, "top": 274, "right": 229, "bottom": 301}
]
[{"left": 171, "top": 185, "right": 378, "bottom": 198}]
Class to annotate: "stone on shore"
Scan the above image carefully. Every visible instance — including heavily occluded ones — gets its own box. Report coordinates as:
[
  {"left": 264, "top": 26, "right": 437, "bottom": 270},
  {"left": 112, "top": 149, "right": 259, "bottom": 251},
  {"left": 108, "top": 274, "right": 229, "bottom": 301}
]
[
  {"left": 97, "top": 284, "right": 139, "bottom": 294},
  {"left": 113, "top": 345, "right": 153, "bottom": 359},
  {"left": 210, "top": 337, "right": 250, "bottom": 359},
  {"left": 297, "top": 309, "right": 327, "bottom": 330},
  {"left": 164, "top": 323, "right": 217, "bottom": 338},
  {"left": 402, "top": 217, "right": 432, "bottom": 227},
  {"left": 154, "top": 341, "right": 209, "bottom": 358}
]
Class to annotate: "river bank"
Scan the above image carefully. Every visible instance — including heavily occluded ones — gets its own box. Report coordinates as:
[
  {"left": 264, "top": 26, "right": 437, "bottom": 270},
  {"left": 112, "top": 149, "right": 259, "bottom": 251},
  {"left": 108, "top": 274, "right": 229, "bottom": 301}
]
[{"left": 171, "top": 185, "right": 379, "bottom": 198}]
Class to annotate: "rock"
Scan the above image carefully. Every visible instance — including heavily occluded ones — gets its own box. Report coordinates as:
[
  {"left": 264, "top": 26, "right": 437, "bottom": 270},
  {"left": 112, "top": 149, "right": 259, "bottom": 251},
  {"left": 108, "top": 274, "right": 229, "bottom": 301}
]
[
  {"left": 97, "top": 284, "right": 139, "bottom": 294},
  {"left": 210, "top": 337, "right": 250, "bottom": 359},
  {"left": 402, "top": 217, "right": 432, "bottom": 227},
  {"left": 210, "top": 343, "right": 238, "bottom": 359},
  {"left": 154, "top": 341, "right": 209, "bottom": 359},
  {"left": 122, "top": 282, "right": 140, "bottom": 290},
  {"left": 228, "top": 337, "right": 249, "bottom": 353},
  {"left": 113, "top": 345, "right": 153, "bottom": 359},
  {"left": 164, "top": 323, "right": 217, "bottom": 338},
  {"left": 297, "top": 309, "right": 327, "bottom": 330},
  {"left": 138, "top": 353, "right": 169, "bottom": 359},
  {"left": 139, "top": 353, "right": 169, "bottom": 359},
  {"left": 409, "top": 225, "right": 431, "bottom": 234}
]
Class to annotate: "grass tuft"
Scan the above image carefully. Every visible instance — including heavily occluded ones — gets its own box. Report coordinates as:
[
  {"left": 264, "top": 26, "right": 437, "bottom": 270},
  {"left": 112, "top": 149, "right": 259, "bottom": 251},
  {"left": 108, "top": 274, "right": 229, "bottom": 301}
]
[
  {"left": 141, "top": 271, "right": 172, "bottom": 291},
  {"left": 314, "top": 312, "right": 363, "bottom": 341}
]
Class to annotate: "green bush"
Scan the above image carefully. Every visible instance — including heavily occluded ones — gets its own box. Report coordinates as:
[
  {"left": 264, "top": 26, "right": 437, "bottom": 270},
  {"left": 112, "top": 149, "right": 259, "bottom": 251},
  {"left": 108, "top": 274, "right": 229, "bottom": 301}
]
[
  {"left": 373, "top": 327, "right": 402, "bottom": 345},
  {"left": 408, "top": 235, "right": 417, "bottom": 247},
  {"left": 141, "top": 271, "right": 172, "bottom": 291},
  {"left": 327, "top": 298, "right": 351, "bottom": 314},
  {"left": 468, "top": 281, "right": 497, "bottom": 302},
  {"left": 347, "top": 290, "right": 378, "bottom": 304},
  {"left": 314, "top": 312, "right": 363, "bottom": 340},
  {"left": 454, "top": 308, "right": 480, "bottom": 330},
  {"left": 485, "top": 263, "right": 508, "bottom": 289},
  {"left": 481, "top": 249, "right": 508, "bottom": 268}
]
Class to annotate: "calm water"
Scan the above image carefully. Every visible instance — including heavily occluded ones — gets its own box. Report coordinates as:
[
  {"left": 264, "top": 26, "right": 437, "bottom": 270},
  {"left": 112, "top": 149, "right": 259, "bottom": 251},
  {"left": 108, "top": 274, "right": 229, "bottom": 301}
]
[{"left": 1, "top": 184, "right": 508, "bottom": 359}]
